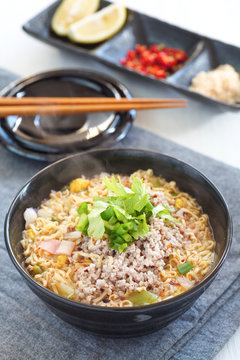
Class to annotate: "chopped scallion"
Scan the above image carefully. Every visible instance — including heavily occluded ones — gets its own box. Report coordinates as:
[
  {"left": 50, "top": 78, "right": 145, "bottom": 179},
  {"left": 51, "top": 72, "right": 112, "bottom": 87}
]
[
  {"left": 76, "top": 213, "right": 89, "bottom": 234},
  {"left": 32, "top": 265, "right": 42, "bottom": 275},
  {"left": 177, "top": 261, "right": 193, "bottom": 275},
  {"left": 101, "top": 207, "right": 115, "bottom": 221},
  {"left": 77, "top": 202, "right": 89, "bottom": 215}
]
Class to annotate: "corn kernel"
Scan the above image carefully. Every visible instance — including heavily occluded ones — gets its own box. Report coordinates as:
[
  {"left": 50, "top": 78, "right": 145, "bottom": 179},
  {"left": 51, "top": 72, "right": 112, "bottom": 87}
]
[
  {"left": 69, "top": 178, "right": 90, "bottom": 193},
  {"left": 56, "top": 255, "right": 68, "bottom": 268},
  {"left": 175, "top": 199, "right": 183, "bottom": 208}
]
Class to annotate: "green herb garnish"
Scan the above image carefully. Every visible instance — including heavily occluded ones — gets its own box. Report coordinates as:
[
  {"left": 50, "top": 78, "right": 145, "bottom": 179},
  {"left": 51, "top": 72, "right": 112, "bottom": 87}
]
[
  {"left": 127, "top": 290, "right": 159, "bottom": 305},
  {"left": 76, "top": 176, "right": 179, "bottom": 253},
  {"left": 152, "top": 204, "right": 179, "bottom": 223},
  {"left": 177, "top": 261, "right": 193, "bottom": 275}
]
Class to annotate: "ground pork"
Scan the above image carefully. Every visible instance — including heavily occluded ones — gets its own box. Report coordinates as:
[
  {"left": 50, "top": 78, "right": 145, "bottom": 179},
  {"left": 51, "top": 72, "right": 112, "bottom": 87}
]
[{"left": 72, "top": 216, "right": 184, "bottom": 305}]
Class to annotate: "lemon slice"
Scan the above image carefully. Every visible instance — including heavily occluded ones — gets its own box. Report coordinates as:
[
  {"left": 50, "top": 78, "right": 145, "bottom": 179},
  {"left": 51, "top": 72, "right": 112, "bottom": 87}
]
[
  {"left": 51, "top": 0, "right": 100, "bottom": 36},
  {"left": 68, "top": 3, "right": 127, "bottom": 44}
]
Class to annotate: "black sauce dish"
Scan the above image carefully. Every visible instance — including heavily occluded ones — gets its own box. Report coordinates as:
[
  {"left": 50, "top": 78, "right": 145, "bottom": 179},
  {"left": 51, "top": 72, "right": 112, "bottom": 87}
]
[
  {"left": 4, "top": 148, "right": 232, "bottom": 337},
  {"left": 0, "top": 69, "right": 135, "bottom": 161}
]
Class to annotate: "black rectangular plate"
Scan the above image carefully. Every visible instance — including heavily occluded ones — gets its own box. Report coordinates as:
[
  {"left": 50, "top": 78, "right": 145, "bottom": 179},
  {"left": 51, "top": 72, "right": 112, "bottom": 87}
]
[{"left": 23, "top": 0, "right": 240, "bottom": 109}]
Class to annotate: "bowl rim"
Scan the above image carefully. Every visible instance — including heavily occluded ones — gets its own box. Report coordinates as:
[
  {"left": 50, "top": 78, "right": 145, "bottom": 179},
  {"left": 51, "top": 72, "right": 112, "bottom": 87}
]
[{"left": 4, "top": 147, "right": 233, "bottom": 313}]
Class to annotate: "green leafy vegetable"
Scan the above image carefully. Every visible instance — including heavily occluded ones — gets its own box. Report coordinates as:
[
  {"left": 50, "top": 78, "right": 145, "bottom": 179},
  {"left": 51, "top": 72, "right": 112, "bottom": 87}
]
[
  {"left": 127, "top": 290, "right": 159, "bottom": 305},
  {"left": 103, "top": 176, "right": 129, "bottom": 197},
  {"left": 152, "top": 204, "right": 179, "bottom": 223},
  {"left": 87, "top": 201, "right": 109, "bottom": 239},
  {"left": 177, "top": 261, "right": 193, "bottom": 275},
  {"left": 76, "top": 176, "right": 179, "bottom": 253},
  {"left": 76, "top": 176, "right": 152, "bottom": 252}
]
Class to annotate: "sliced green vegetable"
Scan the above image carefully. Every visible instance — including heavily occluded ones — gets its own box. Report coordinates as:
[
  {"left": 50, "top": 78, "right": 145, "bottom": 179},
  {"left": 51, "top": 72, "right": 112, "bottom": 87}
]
[
  {"left": 122, "top": 233, "right": 132, "bottom": 242},
  {"left": 103, "top": 220, "right": 114, "bottom": 232},
  {"left": 32, "top": 265, "right": 42, "bottom": 275},
  {"left": 103, "top": 176, "right": 128, "bottom": 197},
  {"left": 152, "top": 204, "right": 179, "bottom": 223},
  {"left": 127, "top": 290, "right": 159, "bottom": 305},
  {"left": 142, "top": 202, "right": 154, "bottom": 218},
  {"left": 77, "top": 202, "right": 89, "bottom": 215},
  {"left": 87, "top": 200, "right": 109, "bottom": 238},
  {"left": 77, "top": 213, "right": 89, "bottom": 235},
  {"left": 114, "top": 224, "right": 128, "bottom": 235},
  {"left": 122, "top": 221, "right": 137, "bottom": 232},
  {"left": 118, "top": 243, "right": 128, "bottom": 253},
  {"left": 108, "top": 215, "right": 117, "bottom": 225},
  {"left": 101, "top": 207, "right": 115, "bottom": 221},
  {"left": 177, "top": 261, "right": 193, "bottom": 275}
]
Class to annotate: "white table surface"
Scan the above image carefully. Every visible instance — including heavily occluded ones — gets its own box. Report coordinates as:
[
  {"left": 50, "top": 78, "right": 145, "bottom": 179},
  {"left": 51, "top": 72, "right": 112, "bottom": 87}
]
[{"left": 0, "top": 1, "right": 240, "bottom": 358}]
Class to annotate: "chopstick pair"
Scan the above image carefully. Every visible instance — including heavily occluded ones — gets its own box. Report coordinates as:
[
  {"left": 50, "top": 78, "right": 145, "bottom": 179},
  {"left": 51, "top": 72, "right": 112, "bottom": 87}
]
[{"left": 0, "top": 97, "right": 187, "bottom": 116}]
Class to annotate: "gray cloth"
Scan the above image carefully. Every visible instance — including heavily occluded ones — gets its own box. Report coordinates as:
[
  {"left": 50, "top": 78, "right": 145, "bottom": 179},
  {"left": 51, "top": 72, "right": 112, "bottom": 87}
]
[{"left": 0, "top": 68, "right": 240, "bottom": 360}]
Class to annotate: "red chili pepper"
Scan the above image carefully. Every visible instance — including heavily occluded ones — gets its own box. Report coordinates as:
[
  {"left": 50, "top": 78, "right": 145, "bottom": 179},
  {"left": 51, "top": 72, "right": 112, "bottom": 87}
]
[
  {"left": 174, "top": 49, "right": 187, "bottom": 63},
  {"left": 154, "top": 69, "right": 166, "bottom": 79},
  {"left": 126, "top": 60, "right": 136, "bottom": 69},
  {"left": 149, "top": 44, "right": 160, "bottom": 53},
  {"left": 120, "top": 43, "right": 187, "bottom": 79},
  {"left": 135, "top": 44, "right": 147, "bottom": 54},
  {"left": 140, "top": 50, "right": 156, "bottom": 66},
  {"left": 157, "top": 52, "right": 177, "bottom": 68},
  {"left": 170, "top": 280, "right": 180, "bottom": 286},
  {"left": 126, "top": 49, "right": 136, "bottom": 60}
]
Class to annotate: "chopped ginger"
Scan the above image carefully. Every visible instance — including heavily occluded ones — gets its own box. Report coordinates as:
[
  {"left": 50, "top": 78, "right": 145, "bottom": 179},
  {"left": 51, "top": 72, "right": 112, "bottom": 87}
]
[{"left": 70, "top": 178, "right": 90, "bottom": 193}]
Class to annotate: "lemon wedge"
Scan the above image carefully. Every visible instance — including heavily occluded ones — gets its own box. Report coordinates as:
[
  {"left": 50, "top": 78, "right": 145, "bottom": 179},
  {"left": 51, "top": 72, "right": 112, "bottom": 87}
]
[
  {"left": 68, "top": 3, "right": 127, "bottom": 44},
  {"left": 51, "top": 0, "right": 100, "bottom": 36}
]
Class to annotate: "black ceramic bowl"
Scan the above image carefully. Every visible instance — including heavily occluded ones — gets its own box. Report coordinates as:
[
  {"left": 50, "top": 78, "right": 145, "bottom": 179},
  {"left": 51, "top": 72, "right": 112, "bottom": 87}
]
[{"left": 5, "top": 148, "right": 232, "bottom": 337}]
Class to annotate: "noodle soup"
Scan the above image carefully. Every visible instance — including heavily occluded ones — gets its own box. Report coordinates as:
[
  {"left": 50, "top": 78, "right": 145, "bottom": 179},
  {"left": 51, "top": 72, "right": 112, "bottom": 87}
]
[{"left": 21, "top": 169, "right": 215, "bottom": 307}]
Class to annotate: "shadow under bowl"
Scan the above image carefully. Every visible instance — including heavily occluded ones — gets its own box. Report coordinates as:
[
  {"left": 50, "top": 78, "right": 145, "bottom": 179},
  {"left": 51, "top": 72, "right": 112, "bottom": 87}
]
[{"left": 4, "top": 148, "right": 232, "bottom": 337}]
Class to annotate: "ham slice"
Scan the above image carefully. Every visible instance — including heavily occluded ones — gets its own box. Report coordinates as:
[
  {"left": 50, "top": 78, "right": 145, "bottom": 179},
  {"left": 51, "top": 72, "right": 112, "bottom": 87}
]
[
  {"left": 38, "top": 239, "right": 61, "bottom": 254},
  {"left": 38, "top": 239, "right": 75, "bottom": 256},
  {"left": 56, "top": 240, "right": 75, "bottom": 256}
]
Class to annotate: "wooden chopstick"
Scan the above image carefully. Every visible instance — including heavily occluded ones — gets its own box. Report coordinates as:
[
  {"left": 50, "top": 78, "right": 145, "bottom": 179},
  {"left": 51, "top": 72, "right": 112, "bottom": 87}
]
[
  {"left": 0, "top": 97, "right": 186, "bottom": 105},
  {"left": 0, "top": 97, "right": 187, "bottom": 116}
]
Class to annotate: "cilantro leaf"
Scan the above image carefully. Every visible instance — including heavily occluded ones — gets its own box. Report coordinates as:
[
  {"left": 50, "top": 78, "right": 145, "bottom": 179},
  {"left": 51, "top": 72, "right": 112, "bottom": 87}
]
[{"left": 152, "top": 204, "right": 179, "bottom": 223}]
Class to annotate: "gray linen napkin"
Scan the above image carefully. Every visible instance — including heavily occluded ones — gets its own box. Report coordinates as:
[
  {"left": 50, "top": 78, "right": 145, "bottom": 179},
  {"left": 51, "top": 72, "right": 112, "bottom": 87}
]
[{"left": 0, "top": 68, "right": 240, "bottom": 360}]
